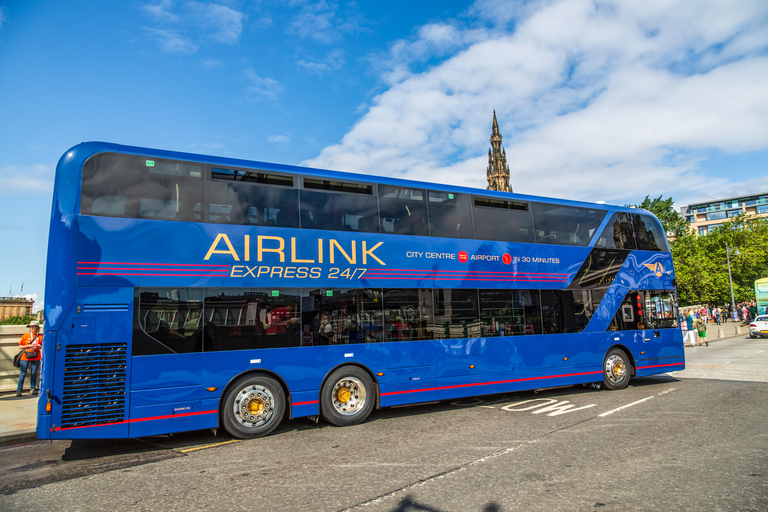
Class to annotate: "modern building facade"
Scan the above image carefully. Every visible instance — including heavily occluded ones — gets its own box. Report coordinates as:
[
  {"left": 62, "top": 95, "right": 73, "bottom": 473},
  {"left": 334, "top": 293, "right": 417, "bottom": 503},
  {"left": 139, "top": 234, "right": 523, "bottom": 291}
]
[
  {"left": 681, "top": 192, "right": 768, "bottom": 235},
  {"left": 0, "top": 297, "right": 35, "bottom": 321}
]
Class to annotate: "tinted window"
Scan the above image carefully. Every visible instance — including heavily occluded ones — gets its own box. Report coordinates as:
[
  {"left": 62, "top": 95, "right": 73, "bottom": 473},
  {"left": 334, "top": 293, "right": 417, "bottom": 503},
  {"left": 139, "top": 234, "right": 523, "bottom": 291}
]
[
  {"left": 479, "top": 289, "right": 542, "bottom": 336},
  {"left": 595, "top": 212, "right": 636, "bottom": 250},
  {"left": 82, "top": 153, "right": 203, "bottom": 221},
  {"left": 472, "top": 198, "right": 534, "bottom": 243},
  {"left": 532, "top": 203, "right": 606, "bottom": 246},
  {"left": 300, "top": 181, "right": 379, "bottom": 232},
  {"left": 634, "top": 214, "right": 668, "bottom": 251},
  {"left": 379, "top": 185, "right": 429, "bottom": 236},
  {"left": 428, "top": 191, "right": 473, "bottom": 239},
  {"left": 539, "top": 290, "right": 593, "bottom": 333},
  {"left": 643, "top": 291, "right": 677, "bottom": 328},
  {"left": 207, "top": 168, "right": 298, "bottom": 227},
  {"left": 382, "top": 289, "right": 434, "bottom": 341},
  {"left": 609, "top": 290, "right": 676, "bottom": 330},
  {"left": 133, "top": 288, "right": 204, "bottom": 355},
  {"left": 302, "top": 288, "right": 384, "bottom": 345},
  {"left": 433, "top": 289, "right": 479, "bottom": 339},
  {"left": 204, "top": 288, "right": 301, "bottom": 351},
  {"left": 568, "top": 249, "right": 629, "bottom": 290}
]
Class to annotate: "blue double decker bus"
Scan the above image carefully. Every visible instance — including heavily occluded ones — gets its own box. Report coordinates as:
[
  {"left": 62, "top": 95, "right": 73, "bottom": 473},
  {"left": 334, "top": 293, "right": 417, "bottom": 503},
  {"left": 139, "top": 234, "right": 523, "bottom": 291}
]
[{"left": 39, "top": 142, "right": 683, "bottom": 440}]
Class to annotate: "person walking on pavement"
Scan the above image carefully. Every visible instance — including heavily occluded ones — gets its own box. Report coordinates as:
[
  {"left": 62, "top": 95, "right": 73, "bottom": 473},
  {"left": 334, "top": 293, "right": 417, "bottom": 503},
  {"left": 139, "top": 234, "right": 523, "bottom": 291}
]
[
  {"left": 16, "top": 320, "right": 43, "bottom": 397},
  {"left": 696, "top": 314, "right": 709, "bottom": 347},
  {"left": 684, "top": 310, "right": 696, "bottom": 346}
]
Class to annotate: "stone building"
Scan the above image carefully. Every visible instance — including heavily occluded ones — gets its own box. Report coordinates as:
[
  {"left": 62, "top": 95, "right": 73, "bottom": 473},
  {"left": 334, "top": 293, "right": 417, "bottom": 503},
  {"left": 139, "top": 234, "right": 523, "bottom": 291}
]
[
  {"left": 0, "top": 297, "right": 34, "bottom": 321},
  {"left": 486, "top": 110, "right": 512, "bottom": 193}
]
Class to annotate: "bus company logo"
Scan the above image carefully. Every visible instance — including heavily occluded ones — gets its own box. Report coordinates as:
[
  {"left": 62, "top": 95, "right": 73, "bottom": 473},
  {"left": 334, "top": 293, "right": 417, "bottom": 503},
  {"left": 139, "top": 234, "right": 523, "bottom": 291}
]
[
  {"left": 643, "top": 262, "right": 665, "bottom": 277},
  {"left": 502, "top": 253, "right": 512, "bottom": 265},
  {"left": 458, "top": 251, "right": 469, "bottom": 263}
]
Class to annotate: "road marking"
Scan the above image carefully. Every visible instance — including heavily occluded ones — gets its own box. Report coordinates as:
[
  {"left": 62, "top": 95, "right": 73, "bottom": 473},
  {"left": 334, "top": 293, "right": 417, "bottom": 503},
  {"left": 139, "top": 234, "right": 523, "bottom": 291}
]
[
  {"left": 501, "top": 398, "right": 597, "bottom": 416},
  {"left": 180, "top": 439, "right": 240, "bottom": 453},
  {"left": 599, "top": 388, "right": 676, "bottom": 417}
]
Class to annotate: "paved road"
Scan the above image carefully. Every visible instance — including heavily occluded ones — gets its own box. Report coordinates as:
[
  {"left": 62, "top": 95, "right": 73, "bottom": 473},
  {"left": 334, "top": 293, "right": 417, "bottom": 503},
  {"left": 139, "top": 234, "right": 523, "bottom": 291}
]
[{"left": 1, "top": 336, "right": 767, "bottom": 511}]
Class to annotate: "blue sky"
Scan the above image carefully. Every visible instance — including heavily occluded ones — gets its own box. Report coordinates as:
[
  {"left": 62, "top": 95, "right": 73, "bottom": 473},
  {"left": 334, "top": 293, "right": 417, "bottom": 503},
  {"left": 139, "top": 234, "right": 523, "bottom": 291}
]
[{"left": 1, "top": 0, "right": 768, "bottom": 311}]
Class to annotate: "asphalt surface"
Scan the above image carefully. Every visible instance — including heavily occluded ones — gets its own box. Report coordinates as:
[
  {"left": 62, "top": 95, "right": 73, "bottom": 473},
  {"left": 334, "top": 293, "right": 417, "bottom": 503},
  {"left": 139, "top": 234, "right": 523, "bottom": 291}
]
[{"left": 1, "top": 335, "right": 766, "bottom": 511}]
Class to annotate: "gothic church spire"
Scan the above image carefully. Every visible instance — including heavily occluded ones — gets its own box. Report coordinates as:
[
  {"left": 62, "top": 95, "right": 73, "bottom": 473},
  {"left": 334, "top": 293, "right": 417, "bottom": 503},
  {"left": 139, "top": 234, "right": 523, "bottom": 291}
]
[{"left": 486, "top": 110, "right": 512, "bottom": 192}]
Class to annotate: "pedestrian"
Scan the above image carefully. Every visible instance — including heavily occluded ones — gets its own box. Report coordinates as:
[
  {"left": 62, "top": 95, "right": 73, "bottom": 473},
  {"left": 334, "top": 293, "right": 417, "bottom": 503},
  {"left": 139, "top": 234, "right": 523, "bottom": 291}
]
[
  {"left": 681, "top": 310, "right": 693, "bottom": 347},
  {"left": 17, "top": 320, "right": 43, "bottom": 397},
  {"left": 714, "top": 306, "right": 721, "bottom": 325},
  {"left": 686, "top": 311, "right": 697, "bottom": 346},
  {"left": 696, "top": 314, "right": 709, "bottom": 347}
]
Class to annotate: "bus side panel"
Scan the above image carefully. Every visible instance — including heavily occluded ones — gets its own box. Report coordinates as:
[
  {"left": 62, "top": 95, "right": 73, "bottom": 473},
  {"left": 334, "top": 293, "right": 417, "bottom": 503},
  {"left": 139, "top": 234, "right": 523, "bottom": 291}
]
[
  {"left": 129, "top": 353, "right": 208, "bottom": 437},
  {"left": 634, "top": 328, "right": 685, "bottom": 376}
]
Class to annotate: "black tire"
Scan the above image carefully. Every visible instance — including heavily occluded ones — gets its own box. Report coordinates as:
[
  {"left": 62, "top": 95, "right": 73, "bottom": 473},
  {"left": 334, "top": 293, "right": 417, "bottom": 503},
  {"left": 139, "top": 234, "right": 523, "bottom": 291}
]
[
  {"left": 222, "top": 374, "right": 285, "bottom": 439},
  {"left": 750, "top": 334, "right": 756, "bottom": 339},
  {"left": 602, "top": 348, "right": 631, "bottom": 390},
  {"left": 321, "top": 366, "right": 375, "bottom": 427}
]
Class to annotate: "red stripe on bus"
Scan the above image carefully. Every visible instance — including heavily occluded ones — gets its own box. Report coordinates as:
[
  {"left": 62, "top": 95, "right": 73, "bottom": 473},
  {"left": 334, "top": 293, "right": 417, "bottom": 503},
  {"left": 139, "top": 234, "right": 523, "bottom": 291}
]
[
  {"left": 77, "top": 273, "right": 229, "bottom": 276},
  {"left": 367, "top": 268, "right": 572, "bottom": 277},
  {"left": 52, "top": 409, "right": 218, "bottom": 432},
  {"left": 77, "top": 267, "right": 228, "bottom": 272},
  {"left": 380, "top": 370, "right": 604, "bottom": 397},
  {"left": 292, "top": 400, "right": 319, "bottom": 406},
  {"left": 363, "top": 277, "right": 568, "bottom": 282},
  {"left": 77, "top": 261, "right": 231, "bottom": 267},
  {"left": 636, "top": 363, "right": 684, "bottom": 369}
]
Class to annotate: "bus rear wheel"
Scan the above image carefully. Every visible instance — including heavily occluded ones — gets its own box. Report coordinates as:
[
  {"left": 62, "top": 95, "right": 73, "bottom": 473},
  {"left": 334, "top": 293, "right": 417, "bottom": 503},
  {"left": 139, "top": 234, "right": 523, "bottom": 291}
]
[
  {"left": 222, "top": 375, "right": 285, "bottom": 439},
  {"left": 602, "top": 348, "right": 631, "bottom": 390},
  {"left": 321, "top": 367, "right": 375, "bottom": 427}
]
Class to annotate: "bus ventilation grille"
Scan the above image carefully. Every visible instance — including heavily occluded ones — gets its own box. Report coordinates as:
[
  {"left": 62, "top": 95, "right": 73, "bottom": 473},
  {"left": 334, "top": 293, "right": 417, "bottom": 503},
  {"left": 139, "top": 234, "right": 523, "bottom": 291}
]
[{"left": 60, "top": 343, "right": 128, "bottom": 429}]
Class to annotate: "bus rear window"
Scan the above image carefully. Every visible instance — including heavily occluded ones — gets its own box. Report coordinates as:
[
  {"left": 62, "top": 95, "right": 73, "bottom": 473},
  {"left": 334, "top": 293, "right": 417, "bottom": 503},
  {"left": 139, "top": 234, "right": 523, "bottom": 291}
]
[{"left": 82, "top": 153, "right": 203, "bottom": 222}]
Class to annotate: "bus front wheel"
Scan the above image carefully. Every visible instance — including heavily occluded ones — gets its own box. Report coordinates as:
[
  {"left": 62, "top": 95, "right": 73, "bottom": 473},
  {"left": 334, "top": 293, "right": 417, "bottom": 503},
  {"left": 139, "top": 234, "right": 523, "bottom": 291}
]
[
  {"left": 222, "top": 375, "right": 285, "bottom": 439},
  {"left": 602, "top": 348, "right": 631, "bottom": 390},
  {"left": 321, "top": 366, "right": 375, "bottom": 427}
]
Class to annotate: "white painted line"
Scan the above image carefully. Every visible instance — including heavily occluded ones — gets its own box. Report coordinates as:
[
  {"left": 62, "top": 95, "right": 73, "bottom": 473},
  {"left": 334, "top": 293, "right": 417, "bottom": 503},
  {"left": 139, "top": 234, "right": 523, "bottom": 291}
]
[
  {"left": 599, "top": 396, "right": 654, "bottom": 417},
  {"left": 479, "top": 406, "right": 496, "bottom": 408},
  {"left": 599, "top": 387, "right": 676, "bottom": 417}
]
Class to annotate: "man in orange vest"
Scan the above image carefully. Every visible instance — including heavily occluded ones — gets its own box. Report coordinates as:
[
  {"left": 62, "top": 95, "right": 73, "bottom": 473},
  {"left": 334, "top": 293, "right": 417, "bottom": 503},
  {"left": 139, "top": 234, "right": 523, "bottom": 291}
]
[{"left": 17, "top": 320, "right": 43, "bottom": 397}]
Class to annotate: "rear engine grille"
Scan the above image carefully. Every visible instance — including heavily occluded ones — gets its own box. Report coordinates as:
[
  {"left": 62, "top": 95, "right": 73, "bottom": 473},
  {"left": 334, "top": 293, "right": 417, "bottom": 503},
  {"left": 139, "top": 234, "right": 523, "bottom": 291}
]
[{"left": 61, "top": 343, "right": 127, "bottom": 429}]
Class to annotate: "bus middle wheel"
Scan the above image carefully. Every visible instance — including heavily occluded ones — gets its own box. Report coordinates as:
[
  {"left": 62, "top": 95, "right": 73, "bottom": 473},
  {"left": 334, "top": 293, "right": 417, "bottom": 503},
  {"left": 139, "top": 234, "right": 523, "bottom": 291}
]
[
  {"left": 222, "top": 374, "right": 285, "bottom": 439},
  {"left": 321, "top": 366, "right": 375, "bottom": 427}
]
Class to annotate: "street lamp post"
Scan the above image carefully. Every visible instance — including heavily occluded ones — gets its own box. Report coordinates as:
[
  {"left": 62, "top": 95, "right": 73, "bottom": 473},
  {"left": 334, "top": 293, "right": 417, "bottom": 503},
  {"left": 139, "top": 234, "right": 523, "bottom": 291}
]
[{"left": 726, "top": 243, "right": 740, "bottom": 321}]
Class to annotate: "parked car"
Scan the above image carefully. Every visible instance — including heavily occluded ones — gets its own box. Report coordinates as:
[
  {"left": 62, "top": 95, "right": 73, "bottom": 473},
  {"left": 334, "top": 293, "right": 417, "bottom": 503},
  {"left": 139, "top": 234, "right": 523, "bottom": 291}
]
[{"left": 748, "top": 315, "right": 768, "bottom": 338}]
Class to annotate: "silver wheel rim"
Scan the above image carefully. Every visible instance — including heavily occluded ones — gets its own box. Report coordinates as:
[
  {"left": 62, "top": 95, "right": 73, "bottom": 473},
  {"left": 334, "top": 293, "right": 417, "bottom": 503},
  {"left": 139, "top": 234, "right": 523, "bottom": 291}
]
[
  {"left": 605, "top": 354, "right": 627, "bottom": 384},
  {"left": 331, "top": 377, "right": 366, "bottom": 416},
  {"left": 233, "top": 384, "right": 275, "bottom": 427}
]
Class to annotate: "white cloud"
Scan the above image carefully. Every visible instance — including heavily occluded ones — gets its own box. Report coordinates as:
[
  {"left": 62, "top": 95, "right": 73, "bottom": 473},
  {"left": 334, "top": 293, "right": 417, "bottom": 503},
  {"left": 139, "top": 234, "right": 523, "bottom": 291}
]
[
  {"left": 297, "top": 49, "right": 346, "bottom": 75},
  {"left": 304, "top": 0, "right": 768, "bottom": 206},
  {"left": 244, "top": 69, "right": 283, "bottom": 99},
  {"left": 0, "top": 164, "right": 53, "bottom": 195},
  {"left": 141, "top": 1, "right": 245, "bottom": 53},
  {"left": 287, "top": 0, "right": 362, "bottom": 44},
  {"left": 145, "top": 27, "right": 198, "bottom": 54},
  {"left": 187, "top": 1, "right": 245, "bottom": 44},
  {"left": 268, "top": 135, "right": 290, "bottom": 143},
  {"left": 0, "top": 6, "right": 8, "bottom": 29}
]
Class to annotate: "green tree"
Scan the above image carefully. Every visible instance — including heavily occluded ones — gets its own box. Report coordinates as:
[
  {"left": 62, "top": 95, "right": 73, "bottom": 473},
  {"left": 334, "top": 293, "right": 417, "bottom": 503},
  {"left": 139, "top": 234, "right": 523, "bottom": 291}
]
[
  {"left": 672, "top": 214, "right": 768, "bottom": 306},
  {"left": 636, "top": 195, "right": 690, "bottom": 239},
  {"left": 0, "top": 315, "right": 36, "bottom": 325}
]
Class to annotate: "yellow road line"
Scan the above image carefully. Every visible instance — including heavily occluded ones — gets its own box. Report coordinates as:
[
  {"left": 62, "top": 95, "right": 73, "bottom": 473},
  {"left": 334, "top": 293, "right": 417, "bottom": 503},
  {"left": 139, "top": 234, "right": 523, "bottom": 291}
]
[{"left": 180, "top": 439, "right": 240, "bottom": 453}]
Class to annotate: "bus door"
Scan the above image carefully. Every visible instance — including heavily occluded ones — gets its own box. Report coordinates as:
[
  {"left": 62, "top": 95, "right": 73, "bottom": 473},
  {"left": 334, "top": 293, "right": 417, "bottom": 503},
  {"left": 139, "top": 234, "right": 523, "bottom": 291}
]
[{"left": 129, "top": 287, "right": 208, "bottom": 437}]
